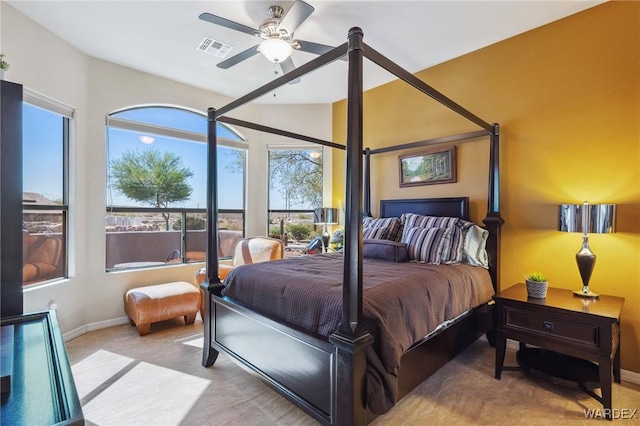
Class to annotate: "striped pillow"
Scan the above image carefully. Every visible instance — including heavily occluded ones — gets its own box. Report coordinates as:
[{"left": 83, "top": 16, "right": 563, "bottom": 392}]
[
  {"left": 442, "top": 226, "right": 464, "bottom": 264},
  {"left": 402, "top": 226, "right": 464, "bottom": 264},
  {"left": 362, "top": 217, "right": 402, "bottom": 242},
  {"left": 401, "top": 212, "right": 464, "bottom": 230}
]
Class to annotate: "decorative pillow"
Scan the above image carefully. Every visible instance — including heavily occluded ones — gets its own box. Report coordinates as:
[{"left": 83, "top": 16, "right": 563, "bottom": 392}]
[
  {"left": 363, "top": 225, "right": 395, "bottom": 241},
  {"left": 401, "top": 212, "right": 466, "bottom": 230},
  {"left": 362, "top": 216, "right": 402, "bottom": 242},
  {"left": 363, "top": 239, "right": 408, "bottom": 263},
  {"left": 442, "top": 226, "right": 464, "bottom": 264},
  {"left": 462, "top": 224, "right": 489, "bottom": 268},
  {"left": 402, "top": 226, "right": 464, "bottom": 264}
]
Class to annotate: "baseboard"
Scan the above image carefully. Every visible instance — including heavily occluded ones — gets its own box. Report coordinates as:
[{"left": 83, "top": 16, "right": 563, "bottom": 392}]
[
  {"left": 501, "top": 338, "right": 640, "bottom": 386},
  {"left": 620, "top": 368, "right": 640, "bottom": 385},
  {"left": 63, "top": 316, "right": 129, "bottom": 341}
]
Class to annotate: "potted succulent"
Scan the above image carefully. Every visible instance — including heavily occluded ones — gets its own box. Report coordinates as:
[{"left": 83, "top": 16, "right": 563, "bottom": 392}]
[
  {"left": 524, "top": 272, "right": 549, "bottom": 299},
  {"left": 330, "top": 228, "right": 344, "bottom": 251},
  {"left": 0, "top": 54, "right": 9, "bottom": 80}
]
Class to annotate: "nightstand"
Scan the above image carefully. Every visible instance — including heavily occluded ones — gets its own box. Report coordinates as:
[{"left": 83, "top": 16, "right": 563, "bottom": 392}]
[{"left": 494, "top": 283, "right": 624, "bottom": 418}]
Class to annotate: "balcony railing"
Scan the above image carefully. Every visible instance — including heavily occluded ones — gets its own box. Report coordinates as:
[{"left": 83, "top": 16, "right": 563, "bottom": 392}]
[{"left": 106, "top": 207, "right": 244, "bottom": 270}]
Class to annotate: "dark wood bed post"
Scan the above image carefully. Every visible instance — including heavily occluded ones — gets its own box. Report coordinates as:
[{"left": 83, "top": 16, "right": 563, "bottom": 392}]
[
  {"left": 363, "top": 148, "right": 372, "bottom": 217},
  {"left": 328, "top": 27, "right": 374, "bottom": 426},
  {"left": 482, "top": 123, "right": 503, "bottom": 292},
  {"left": 202, "top": 107, "right": 222, "bottom": 367}
]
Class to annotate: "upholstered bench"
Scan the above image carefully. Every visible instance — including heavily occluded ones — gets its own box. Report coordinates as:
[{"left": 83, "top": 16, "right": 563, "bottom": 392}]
[{"left": 124, "top": 281, "right": 200, "bottom": 336}]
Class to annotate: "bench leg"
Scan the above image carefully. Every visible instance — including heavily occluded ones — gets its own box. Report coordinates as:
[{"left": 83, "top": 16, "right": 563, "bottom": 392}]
[
  {"left": 137, "top": 323, "right": 151, "bottom": 336},
  {"left": 185, "top": 313, "right": 196, "bottom": 325}
]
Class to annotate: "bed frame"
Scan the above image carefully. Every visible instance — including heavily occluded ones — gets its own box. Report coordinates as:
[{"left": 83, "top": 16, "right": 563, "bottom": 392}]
[{"left": 201, "top": 27, "right": 503, "bottom": 425}]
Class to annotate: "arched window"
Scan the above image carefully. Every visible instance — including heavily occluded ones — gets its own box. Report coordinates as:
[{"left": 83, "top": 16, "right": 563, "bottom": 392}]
[{"left": 105, "top": 106, "right": 246, "bottom": 270}]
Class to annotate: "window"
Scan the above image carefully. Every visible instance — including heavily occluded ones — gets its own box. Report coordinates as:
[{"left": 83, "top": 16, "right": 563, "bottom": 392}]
[
  {"left": 267, "top": 147, "right": 323, "bottom": 256},
  {"left": 22, "top": 92, "right": 72, "bottom": 286},
  {"left": 106, "top": 106, "right": 245, "bottom": 270}
]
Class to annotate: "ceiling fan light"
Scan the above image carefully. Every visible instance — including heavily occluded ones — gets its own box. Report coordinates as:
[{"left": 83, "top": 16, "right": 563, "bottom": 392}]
[{"left": 259, "top": 38, "right": 293, "bottom": 63}]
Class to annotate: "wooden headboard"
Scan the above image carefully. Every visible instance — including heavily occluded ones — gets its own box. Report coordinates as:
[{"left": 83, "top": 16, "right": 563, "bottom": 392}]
[{"left": 379, "top": 197, "right": 470, "bottom": 220}]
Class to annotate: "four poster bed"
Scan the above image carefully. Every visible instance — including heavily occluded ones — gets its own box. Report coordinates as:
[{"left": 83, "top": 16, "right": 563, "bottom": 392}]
[{"left": 201, "top": 27, "right": 503, "bottom": 425}]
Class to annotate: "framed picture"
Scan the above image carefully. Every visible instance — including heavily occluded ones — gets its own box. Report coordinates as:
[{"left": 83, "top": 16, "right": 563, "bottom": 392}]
[{"left": 398, "top": 146, "right": 456, "bottom": 187}]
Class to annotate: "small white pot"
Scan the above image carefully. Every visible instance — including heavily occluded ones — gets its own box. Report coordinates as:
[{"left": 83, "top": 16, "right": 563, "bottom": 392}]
[{"left": 526, "top": 280, "right": 548, "bottom": 298}]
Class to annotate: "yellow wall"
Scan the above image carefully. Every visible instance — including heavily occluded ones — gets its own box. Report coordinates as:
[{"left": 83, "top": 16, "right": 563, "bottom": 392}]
[{"left": 332, "top": 2, "right": 639, "bottom": 373}]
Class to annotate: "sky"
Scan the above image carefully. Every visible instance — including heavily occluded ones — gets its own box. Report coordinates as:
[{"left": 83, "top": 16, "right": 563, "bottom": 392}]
[
  {"left": 23, "top": 104, "right": 64, "bottom": 202},
  {"left": 23, "top": 104, "right": 244, "bottom": 210},
  {"left": 22, "top": 104, "right": 312, "bottom": 211}
]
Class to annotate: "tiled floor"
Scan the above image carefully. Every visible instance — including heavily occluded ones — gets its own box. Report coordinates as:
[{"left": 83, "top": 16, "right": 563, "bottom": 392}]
[{"left": 65, "top": 318, "right": 640, "bottom": 425}]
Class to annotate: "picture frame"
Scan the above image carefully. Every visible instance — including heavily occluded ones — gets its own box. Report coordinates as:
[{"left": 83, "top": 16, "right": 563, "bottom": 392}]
[{"left": 398, "top": 146, "right": 456, "bottom": 187}]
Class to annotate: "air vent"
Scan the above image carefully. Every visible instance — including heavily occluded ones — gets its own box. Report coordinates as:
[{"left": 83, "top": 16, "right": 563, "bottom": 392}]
[{"left": 197, "top": 37, "right": 233, "bottom": 58}]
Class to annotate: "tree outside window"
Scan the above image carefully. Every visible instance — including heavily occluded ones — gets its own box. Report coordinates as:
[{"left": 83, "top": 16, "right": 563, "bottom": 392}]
[
  {"left": 110, "top": 149, "right": 194, "bottom": 230},
  {"left": 268, "top": 149, "right": 322, "bottom": 210}
]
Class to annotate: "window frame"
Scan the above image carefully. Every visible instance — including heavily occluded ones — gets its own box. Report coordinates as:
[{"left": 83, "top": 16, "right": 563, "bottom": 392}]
[{"left": 22, "top": 89, "right": 72, "bottom": 286}]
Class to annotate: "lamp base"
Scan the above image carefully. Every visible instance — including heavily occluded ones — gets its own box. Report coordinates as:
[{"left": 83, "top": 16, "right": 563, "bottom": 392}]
[
  {"left": 321, "top": 224, "right": 330, "bottom": 253},
  {"left": 573, "top": 287, "right": 599, "bottom": 298},
  {"left": 574, "top": 237, "right": 598, "bottom": 298}
]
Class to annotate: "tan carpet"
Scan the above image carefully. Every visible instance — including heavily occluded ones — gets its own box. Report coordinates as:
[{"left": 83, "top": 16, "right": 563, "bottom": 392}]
[{"left": 65, "top": 317, "right": 639, "bottom": 425}]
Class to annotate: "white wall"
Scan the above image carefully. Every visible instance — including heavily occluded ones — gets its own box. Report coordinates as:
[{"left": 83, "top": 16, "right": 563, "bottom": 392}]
[{"left": 1, "top": 3, "right": 332, "bottom": 335}]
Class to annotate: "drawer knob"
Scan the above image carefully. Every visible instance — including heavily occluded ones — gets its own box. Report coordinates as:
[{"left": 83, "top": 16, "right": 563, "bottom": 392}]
[{"left": 543, "top": 321, "right": 554, "bottom": 332}]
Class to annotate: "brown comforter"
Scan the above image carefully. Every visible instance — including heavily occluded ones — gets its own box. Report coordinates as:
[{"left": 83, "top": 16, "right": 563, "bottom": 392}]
[{"left": 222, "top": 253, "right": 494, "bottom": 414}]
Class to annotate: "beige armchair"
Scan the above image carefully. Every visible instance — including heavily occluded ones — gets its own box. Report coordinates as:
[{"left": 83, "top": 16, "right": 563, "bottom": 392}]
[{"left": 194, "top": 236, "right": 284, "bottom": 318}]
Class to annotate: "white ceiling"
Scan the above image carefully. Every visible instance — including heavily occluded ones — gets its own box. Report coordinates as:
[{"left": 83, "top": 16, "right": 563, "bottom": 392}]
[{"left": 8, "top": 0, "right": 604, "bottom": 104}]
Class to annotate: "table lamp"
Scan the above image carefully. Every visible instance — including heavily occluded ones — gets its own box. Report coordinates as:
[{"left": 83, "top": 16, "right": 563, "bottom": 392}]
[
  {"left": 314, "top": 207, "right": 338, "bottom": 252},
  {"left": 558, "top": 202, "right": 616, "bottom": 297}
]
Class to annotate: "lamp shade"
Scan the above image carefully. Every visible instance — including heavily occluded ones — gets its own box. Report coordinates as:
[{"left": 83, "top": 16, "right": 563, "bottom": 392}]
[
  {"left": 558, "top": 204, "right": 616, "bottom": 234},
  {"left": 259, "top": 38, "right": 293, "bottom": 63},
  {"left": 314, "top": 208, "right": 337, "bottom": 225}
]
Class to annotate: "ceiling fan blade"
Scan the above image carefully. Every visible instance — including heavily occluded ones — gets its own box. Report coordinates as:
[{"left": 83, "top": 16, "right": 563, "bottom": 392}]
[
  {"left": 279, "top": 58, "right": 301, "bottom": 84},
  {"left": 199, "top": 12, "right": 258, "bottom": 37},
  {"left": 277, "top": 0, "right": 314, "bottom": 35},
  {"left": 296, "top": 40, "right": 333, "bottom": 56},
  {"left": 217, "top": 45, "right": 260, "bottom": 69},
  {"left": 297, "top": 40, "right": 347, "bottom": 61}
]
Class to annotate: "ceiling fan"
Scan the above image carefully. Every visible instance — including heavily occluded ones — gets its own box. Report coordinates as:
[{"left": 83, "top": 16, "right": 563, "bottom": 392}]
[{"left": 199, "top": 0, "right": 335, "bottom": 80}]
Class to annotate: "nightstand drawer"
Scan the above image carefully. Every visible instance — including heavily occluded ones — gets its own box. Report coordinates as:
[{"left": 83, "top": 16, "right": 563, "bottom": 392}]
[{"left": 504, "top": 308, "right": 598, "bottom": 347}]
